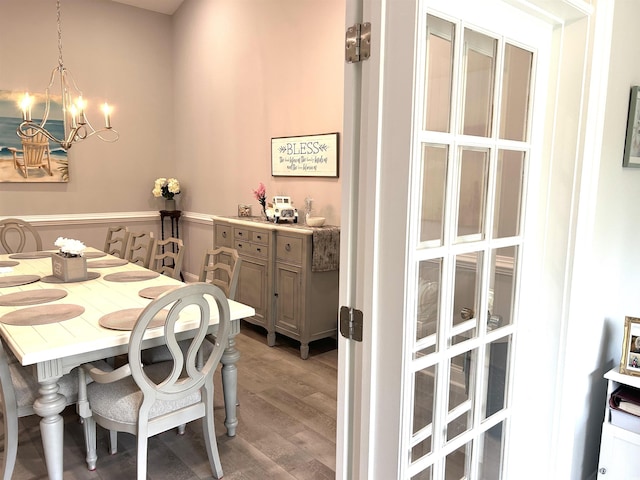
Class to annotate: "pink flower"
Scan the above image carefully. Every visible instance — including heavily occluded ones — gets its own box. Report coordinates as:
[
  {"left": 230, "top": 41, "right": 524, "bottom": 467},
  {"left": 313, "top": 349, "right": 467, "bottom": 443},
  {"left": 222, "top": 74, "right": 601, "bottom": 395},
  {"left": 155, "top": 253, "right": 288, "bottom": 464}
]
[{"left": 253, "top": 182, "right": 266, "bottom": 207}]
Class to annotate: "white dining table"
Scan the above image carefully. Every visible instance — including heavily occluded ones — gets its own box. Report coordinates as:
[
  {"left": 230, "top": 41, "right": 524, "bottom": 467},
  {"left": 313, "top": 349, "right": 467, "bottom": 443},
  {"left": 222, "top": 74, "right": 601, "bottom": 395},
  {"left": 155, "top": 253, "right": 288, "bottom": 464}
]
[{"left": 0, "top": 248, "right": 254, "bottom": 480}]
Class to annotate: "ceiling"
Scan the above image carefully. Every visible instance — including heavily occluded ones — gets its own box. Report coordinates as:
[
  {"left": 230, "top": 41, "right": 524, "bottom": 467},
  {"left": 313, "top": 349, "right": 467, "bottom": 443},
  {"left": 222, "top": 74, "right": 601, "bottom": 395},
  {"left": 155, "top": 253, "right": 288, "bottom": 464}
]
[{"left": 109, "top": 0, "right": 185, "bottom": 15}]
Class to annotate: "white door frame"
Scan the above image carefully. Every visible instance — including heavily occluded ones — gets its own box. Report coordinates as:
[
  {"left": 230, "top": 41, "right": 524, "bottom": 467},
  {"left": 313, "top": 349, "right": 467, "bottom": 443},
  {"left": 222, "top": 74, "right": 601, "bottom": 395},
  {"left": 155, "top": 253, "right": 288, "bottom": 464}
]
[{"left": 338, "top": 0, "right": 611, "bottom": 478}]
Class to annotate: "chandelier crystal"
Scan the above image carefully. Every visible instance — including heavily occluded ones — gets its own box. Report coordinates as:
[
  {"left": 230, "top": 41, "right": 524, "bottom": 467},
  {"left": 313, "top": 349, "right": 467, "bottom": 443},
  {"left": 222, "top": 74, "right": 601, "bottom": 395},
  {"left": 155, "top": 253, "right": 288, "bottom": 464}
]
[{"left": 17, "top": 0, "right": 118, "bottom": 151}]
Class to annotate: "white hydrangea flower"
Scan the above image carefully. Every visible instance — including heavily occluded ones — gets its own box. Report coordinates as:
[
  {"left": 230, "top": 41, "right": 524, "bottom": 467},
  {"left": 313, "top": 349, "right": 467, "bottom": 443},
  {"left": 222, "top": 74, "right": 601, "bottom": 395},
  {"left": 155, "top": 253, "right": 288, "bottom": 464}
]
[{"left": 54, "top": 237, "right": 86, "bottom": 257}]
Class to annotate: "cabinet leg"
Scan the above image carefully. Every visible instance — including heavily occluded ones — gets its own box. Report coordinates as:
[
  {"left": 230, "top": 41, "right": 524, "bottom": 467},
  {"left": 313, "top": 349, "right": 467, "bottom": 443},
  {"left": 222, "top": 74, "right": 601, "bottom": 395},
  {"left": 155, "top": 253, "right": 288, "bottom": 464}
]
[
  {"left": 300, "top": 343, "right": 309, "bottom": 360},
  {"left": 267, "top": 331, "right": 276, "bottom": 347}
]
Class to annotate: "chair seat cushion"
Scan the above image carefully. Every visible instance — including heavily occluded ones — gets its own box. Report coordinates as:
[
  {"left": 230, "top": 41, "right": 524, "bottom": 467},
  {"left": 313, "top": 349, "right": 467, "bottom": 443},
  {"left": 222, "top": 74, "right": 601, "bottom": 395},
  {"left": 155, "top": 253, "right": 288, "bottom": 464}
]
[
  {"left": 11, "top": 365, "right": 80, "bottom": 409},
  {"left": 86, "top": 362, "right": 201, "bottom": 425}
]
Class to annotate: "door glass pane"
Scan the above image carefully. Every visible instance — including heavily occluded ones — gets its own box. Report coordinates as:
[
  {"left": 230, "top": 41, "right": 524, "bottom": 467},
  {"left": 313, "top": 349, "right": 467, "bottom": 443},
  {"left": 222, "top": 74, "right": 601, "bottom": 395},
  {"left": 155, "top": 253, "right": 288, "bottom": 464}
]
[
  {"left": 420, "top": 144, "right": 448, "bottom": 245},
  {"left": 483, "top": 335, "right": 511, "bottom": 420},
  {"left": 489, "top": 246, "right": 517, "bottom": 331},
  {"left": 417, "top": 258, "right": 443, "bottom": 345},
  {"left": 493, "top": 150, "right": 525, "bottom": 239},
  {"left": 412, "top": 466, "right": 433, "bottom": 480},
  {"left": 456, "top": 148, "right": 489, "bottom": 240},
  {"left": 424, "top": 15, "right": 454, "bottom": 132},
  {"left": 412, "top": 364, "right": 437, "bottom": 458},
  {"left": 479, "top": 422, "right": 505, "bottom": 479},
  {"left": 452, "top": 252, "right": 482, "bottom": 346},
  {"left": 445, "top": 440, "right": 472, "bottom": 479},
  {"left": 462, "top": 29, "right": 497, "bottom": 137},
  {"left": 499, "top": 44, "right": 533, "bottom": 141},
  {"left": 448, "top": 349, "right": 475, "bottom": 413}
]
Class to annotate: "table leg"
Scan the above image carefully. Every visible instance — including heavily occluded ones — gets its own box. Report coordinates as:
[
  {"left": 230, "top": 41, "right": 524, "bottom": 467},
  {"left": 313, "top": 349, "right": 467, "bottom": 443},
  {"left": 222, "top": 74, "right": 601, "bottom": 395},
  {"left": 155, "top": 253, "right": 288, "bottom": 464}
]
[
  {"left": 220, "top": 333, "right": 240, "bottom": 437},
  {"left": 32, "top": 375, "right": 67, "bottom": 480}
]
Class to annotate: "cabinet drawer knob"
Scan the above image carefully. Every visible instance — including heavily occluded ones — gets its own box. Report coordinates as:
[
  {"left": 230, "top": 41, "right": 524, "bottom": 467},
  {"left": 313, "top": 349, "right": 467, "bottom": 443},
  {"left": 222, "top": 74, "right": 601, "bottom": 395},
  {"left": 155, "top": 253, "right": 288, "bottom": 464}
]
[
  {"left": 222, "top": 232, "right": 227, "bottom": 238},
  {"left": 238, "top": 231, "right": 243, "bottom": 236},
  {"left": 599, "top": 468, "right": 606, "bottom": 475},
  {"left": 256, "top": 248, "right": 261, "bottom": 252},
  {"left": 238, "top": 243, "right": 244, "bottom": 249},
  {"left": 285, "top": 243, "right": 291, "bottom": 252},
  {"left": 257, "top": 235, "right": 262, "bottom": 240}
]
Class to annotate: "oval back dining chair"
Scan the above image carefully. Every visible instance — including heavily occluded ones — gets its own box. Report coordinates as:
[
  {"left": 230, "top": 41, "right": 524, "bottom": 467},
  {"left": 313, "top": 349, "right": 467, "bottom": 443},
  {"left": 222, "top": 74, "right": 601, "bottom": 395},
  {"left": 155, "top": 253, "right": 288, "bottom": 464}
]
[
  {"left": 151, "top": 237, "right": 184, "bottom": 280},
  {"left": 102, "top": 225, "right": 130, "bottom": 259},
  {"left": 0, "top": 218, "right": 43, "bottom": 254},
  {"left": 199, "top": 246, "right": 242, "bottom": 300},
  {"left": 78, "top": 283, "right": 231, "bottom": 479},
  {"left": 124, "top": 231, "right": 155, "bottom": 268}
]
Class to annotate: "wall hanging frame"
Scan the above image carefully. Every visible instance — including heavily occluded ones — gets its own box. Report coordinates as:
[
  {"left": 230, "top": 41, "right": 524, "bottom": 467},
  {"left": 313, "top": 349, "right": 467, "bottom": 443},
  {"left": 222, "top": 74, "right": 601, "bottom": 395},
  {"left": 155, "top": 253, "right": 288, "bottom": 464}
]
[
  {"left": 271, "top": 133, "right": 338, "bottom": 177},
  {"left": 620, "top": 316, "right": 640, "bottom": 376},
  {"left": 623, "top": 85, "right": 640, "bottom": 167}
]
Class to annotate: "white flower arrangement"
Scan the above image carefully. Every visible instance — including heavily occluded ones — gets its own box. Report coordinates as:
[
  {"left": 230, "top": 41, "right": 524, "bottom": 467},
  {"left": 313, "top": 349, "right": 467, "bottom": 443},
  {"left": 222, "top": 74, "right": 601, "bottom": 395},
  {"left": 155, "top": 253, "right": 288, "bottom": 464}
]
[
  {"left": 54, "top": 237, "right": 86, "bottom": 257},
  {"left": 152, "top": 177, "right": 181, "bottom": 200}
]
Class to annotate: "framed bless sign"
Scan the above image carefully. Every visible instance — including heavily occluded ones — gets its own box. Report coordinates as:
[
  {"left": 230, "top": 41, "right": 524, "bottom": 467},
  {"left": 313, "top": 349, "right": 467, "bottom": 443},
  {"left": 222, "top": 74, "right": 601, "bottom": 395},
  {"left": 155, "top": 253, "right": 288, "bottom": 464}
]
[{"left": 271, "top": 133, "right": 339, "bottom": 177}]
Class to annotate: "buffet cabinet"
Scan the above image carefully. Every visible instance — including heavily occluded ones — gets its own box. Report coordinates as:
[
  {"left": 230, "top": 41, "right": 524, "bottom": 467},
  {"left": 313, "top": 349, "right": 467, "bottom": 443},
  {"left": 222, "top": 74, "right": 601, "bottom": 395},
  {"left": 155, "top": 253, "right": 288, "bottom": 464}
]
[{"left": 213, "top": 216, "right": 339, "bottom": 359}]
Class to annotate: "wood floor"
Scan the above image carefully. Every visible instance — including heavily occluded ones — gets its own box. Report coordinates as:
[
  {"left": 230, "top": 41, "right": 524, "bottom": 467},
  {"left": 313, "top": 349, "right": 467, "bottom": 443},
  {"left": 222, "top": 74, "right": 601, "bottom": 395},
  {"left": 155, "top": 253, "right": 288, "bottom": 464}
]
[{"left": 6, "top": 321, "right": 338, "bottom": 479}]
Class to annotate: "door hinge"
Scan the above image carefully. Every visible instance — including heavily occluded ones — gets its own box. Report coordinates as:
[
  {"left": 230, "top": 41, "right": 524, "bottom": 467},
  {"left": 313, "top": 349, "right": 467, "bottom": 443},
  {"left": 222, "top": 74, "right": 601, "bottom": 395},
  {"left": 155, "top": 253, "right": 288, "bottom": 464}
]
[
  {"left": 340, "top": 306, "right": 363, "bottom": 341},
  {"left": 345, "top": 23, "right": 371, "bottom": 64}
]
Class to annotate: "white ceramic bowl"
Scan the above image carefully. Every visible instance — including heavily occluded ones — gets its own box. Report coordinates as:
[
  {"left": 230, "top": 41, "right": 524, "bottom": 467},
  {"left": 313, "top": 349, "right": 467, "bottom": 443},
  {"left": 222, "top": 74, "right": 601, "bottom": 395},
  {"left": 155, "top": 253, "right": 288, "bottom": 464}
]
[{"left": 306, "top": 216, "right": 326, "bottom": 227}]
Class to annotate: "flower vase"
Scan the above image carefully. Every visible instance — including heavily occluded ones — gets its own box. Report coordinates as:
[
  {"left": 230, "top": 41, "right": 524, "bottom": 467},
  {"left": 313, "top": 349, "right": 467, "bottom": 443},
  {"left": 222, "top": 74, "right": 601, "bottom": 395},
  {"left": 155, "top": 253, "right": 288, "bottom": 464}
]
[
  {"left": 52, "top": 253, "right": 87, "bottom": 282},
  {"left": 165, "top": 198, "right": 176, "bottom": 211}
]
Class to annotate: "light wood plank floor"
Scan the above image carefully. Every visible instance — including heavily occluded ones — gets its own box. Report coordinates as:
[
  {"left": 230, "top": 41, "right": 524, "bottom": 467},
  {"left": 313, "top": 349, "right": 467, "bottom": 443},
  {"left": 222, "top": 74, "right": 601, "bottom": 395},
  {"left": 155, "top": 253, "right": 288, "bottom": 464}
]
[{"left": 5, "top": 321, "right": 338, "bottom": 479}]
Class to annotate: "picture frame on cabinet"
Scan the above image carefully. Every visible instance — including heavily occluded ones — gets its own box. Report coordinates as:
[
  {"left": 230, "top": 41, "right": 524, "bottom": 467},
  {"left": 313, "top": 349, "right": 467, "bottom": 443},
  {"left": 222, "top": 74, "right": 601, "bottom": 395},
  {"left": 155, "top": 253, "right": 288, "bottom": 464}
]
[
  {"left": 620, "top": 316, "right": 640, "bottom": 376},
  {"left": 623, "top": 86, "right": 640, "bottom": 167}
]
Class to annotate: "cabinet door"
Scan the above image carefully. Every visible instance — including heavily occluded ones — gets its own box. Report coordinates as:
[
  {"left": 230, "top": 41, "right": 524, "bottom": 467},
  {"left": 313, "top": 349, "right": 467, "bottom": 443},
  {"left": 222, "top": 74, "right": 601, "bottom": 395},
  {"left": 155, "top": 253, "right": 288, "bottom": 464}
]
[
  {"left": 275, "top": 262, "right": 302, "bottom": 336},
  {"left": 598, "top": 422, "right": 640, "bottom": 479},
  {"left": 236, "top": 257, "right": 269, "bottom": 329}
]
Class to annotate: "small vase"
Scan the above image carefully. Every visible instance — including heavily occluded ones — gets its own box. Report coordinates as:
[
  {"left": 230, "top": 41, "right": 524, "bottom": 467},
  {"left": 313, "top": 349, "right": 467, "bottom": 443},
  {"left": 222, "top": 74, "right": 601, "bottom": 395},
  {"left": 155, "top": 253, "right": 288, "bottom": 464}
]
[{"left": 165, "top": 198, "right": 176, "bottom": 211}]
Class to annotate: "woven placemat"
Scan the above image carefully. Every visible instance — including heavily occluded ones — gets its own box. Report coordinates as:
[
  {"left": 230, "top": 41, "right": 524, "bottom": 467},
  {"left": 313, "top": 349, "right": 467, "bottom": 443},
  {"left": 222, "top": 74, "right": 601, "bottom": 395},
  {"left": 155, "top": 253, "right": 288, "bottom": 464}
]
[
  {"left": 99, "top": 308, "right": 168, "bottom": 331},
  {"left": 0, "top": 275, "right": 41, "bottom": 288},
  {"left": 0, "top": 289, "right": 68, "bottom": 306},
  {"left": 103, "top": 271, "right": 160, "bottom": 282},
  {"left": 84, "top": 251, "right": 107, "bottom": 259},
  {"left": 0, "top": 304, "right": 85, "bottom": 326},
  {"left": 0, "top": 261, "right": 19, "bottom": 268},
  {"left": 8, "top": 252, "right": 51, "bottom": 259},
  {"left": 40, "top": 271, "right": 101, "bottom": 283},
  {"left": 138, "top": 285, "right": 180, "bottom": 299},
  {"left": 87, "top": 258, "right": 129, "bottom": 268}
]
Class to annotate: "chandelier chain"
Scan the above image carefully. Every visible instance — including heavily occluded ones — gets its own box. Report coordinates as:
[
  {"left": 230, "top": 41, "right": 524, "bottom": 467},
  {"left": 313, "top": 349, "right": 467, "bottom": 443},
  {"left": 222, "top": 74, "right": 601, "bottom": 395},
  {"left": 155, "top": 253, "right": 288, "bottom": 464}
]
[{"left": 57, "top": 0, "right": 64, "bottom": 68}]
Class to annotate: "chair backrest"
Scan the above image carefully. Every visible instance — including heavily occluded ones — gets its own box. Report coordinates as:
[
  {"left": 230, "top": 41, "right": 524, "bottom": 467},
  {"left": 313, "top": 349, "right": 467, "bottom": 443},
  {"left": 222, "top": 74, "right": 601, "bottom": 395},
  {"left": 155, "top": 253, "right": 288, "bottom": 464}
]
[
  {"left": 128, "top": 283, "right": 231, "bottom": 417},
  {"left": 103, "top": 225, "right": 130, "bottom": 258},
  {"left": 22, "top": 130, "right": 50, "bottom": 167},
  {"left": 0, "top": 217, "right": 43, "bottom": 253},
  {"left": 198, "top": 247, "right": 242, "bottom": 300},
  {"left": 151, "top": 237, "right": 184, "bottom": 280},
  {"left": 124, "top": 231, "right": 155, "bottom": 268}
]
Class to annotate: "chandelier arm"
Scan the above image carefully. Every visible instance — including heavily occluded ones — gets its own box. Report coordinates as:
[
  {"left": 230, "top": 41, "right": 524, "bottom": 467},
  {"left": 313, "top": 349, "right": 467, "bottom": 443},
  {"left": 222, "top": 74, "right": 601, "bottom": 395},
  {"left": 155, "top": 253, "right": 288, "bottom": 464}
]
[{"left": 18, "top": 122, "right": 66, "bottom": 146}]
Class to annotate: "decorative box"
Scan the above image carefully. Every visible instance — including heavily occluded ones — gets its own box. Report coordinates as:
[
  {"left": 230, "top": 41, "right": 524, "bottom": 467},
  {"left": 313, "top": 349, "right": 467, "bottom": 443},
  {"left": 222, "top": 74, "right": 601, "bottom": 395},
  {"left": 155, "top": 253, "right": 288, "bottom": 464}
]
[{"left": 51, "top": 253, "right": 87, "bottom": 282}]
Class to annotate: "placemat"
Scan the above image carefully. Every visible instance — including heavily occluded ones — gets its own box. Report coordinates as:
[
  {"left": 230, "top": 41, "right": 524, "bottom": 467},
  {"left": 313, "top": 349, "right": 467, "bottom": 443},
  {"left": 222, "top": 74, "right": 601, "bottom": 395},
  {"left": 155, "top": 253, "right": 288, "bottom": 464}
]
[
  {"left": 84, "top": 251, "right": 107, "bottom": 259},
  {"left": 41, "top": 271, "right": 101, "bottom": 283},
  {"left": 8, "top": 252, "right": 51, "bottom": 259},
  {"left": 0, "top": 275, "right": 41, "bottom": 288},
  {"left": 87, "top": 258, "right": 129, "bottom": 268},
  {"left": 99, "top": 308, "right": 168, "bottom": 331},
  {"left": 0, "top": 304, "right": 85, "bottom": 326},
  {"left": 0, "top": 289, "right": 68, "bottom": 306},
  {"left": 138, "top": 285, "right": 180, "bottom": 299},
  {"left": 0, "top": 261, "right": 19, "bottom": 267},
  {"left": 103, "top": 271, "right": 160, "bottom": 282}
]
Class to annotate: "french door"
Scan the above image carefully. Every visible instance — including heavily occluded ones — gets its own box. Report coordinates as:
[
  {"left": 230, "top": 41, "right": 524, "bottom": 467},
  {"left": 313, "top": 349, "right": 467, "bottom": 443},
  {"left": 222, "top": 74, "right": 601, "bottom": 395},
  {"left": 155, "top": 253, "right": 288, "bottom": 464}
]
[{"left": 338, "top": 0, "right": 555, "bottom": 478}]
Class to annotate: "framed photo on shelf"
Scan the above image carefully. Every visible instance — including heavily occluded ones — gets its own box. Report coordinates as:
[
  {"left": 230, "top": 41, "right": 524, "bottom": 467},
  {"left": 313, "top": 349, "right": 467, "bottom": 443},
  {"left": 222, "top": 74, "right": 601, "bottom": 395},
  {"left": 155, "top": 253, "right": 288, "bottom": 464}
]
[
  {"left": 623, "top": 86, "right": 640, "bottom": 167},
  {"left": 271, "top": 133, "right": 339, "bottom": 177},
  {"left": 620, "top": 316, "right": 640, "bottom": 376}
]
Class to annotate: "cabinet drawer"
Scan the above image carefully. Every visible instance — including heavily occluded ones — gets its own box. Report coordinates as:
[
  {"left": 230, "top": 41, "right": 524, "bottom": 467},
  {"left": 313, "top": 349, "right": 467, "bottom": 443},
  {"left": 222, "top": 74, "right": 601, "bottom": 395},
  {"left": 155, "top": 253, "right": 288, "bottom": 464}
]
[
  {"left": 235, "top": 240, "right": 269, "bottom": 258},
  {"left": 215, "top": 224, "right": 233, "bottom": 248},
  {"left": 251, "top": 230, "right": 269, "bottom": 245},
  {"left": 276, "top": 235, "right": 303, "bottom": 264},
  {"left": 234, "top": 228, "right": 250, "bottom": 241}
]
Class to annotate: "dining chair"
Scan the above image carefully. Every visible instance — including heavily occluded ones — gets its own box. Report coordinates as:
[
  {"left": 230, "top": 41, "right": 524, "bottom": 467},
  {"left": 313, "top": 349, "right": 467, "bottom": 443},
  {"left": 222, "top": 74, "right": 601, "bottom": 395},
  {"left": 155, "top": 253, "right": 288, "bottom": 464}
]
[
  {"left": 0, "top": 341, "right": 83, "bottom": 480},
  {"left": 199, "top": 246, "right": 242, "bottom": 300},
  {"left": 78, "top": 283, "right": 231, "bottom": 479},
  {"left": 102, "top": 225, "right": 130, "bottom": 258},
  {"left": 150, "top": 237, "right": 184, "bottom": 280},
  {"left": 124, "top": 231, "right": 155, "bottom": 268},
  {"left": 0, "top": 217, "right": 43, "bottom": 253},
  {"left": 7, "top": 128, "right": 53, "bottom": 179}
]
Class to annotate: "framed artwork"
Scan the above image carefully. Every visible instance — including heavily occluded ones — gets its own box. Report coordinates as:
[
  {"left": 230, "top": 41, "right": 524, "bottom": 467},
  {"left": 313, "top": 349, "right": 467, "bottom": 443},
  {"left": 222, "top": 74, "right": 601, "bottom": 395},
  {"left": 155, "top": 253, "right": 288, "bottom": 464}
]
[
  {"left": 271, "top": 133, "right": 338, "bottom": 177},
  {"left": 623, "top": 86, "right": 640, "bottom": 167},
  {"left": 620, "top": 316, "right": 640, "bottom": 376},
  {"left": 0, "top": 90, "right": 68, "bottom": 182}
]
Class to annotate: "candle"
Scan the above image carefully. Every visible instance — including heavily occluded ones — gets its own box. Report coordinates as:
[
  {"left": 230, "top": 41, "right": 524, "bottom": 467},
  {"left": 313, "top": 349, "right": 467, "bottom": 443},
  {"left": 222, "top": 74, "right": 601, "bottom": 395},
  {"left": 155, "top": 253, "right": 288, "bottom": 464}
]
[
  {"left": 75, "top": 96, "right": 86, "bottom": 124},
  {"left": 20, "top": 93, "right": 32, "bottom": 122},
  {"left": 69, "top": 104, "right": 78, "bottom": 128},
  {"left": 101, "top": 102, "right": 112, "bottom": 129}
]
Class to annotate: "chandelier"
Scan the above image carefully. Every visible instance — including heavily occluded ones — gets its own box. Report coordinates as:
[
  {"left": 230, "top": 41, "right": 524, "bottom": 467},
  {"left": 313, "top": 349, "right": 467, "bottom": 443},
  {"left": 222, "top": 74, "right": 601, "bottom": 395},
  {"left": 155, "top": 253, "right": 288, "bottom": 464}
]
[{"left": 17, "top": 0, "right": 118, "bottom": 151}]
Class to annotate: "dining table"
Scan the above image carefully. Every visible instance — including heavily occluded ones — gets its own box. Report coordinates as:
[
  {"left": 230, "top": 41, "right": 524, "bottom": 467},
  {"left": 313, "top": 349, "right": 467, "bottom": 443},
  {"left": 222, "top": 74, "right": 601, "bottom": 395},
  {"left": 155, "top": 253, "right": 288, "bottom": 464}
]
[{"left": 0, "top": 248, "right": 255, "bottom": 480}]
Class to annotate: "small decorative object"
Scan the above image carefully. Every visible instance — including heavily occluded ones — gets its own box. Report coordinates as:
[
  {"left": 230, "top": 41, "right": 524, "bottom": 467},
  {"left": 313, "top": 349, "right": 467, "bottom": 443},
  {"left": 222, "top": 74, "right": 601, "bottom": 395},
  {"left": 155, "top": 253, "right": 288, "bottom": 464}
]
[
  {"left": 624, "top": 86, "right": 640, "bottom": 167},
  {"left": 621, "top": 316, "right": 640, "bottom": 376},
  {"left": 265, "top": 195, "right": 298, "bottom": 223},
  {"left": 52, "top": 237, "right": 87, "bottom": 282},
  {"left": 238, "top": 204, "right": 252, "bottom": 217},
  {"left": 305, "top": 215, "right": 326, "bottom": 227},
  {"left": 253, "top": 182, "right": 267, "bottom": 218},
  {"left": 153, "top": 177, "right": 181, "bottom": 210}
]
